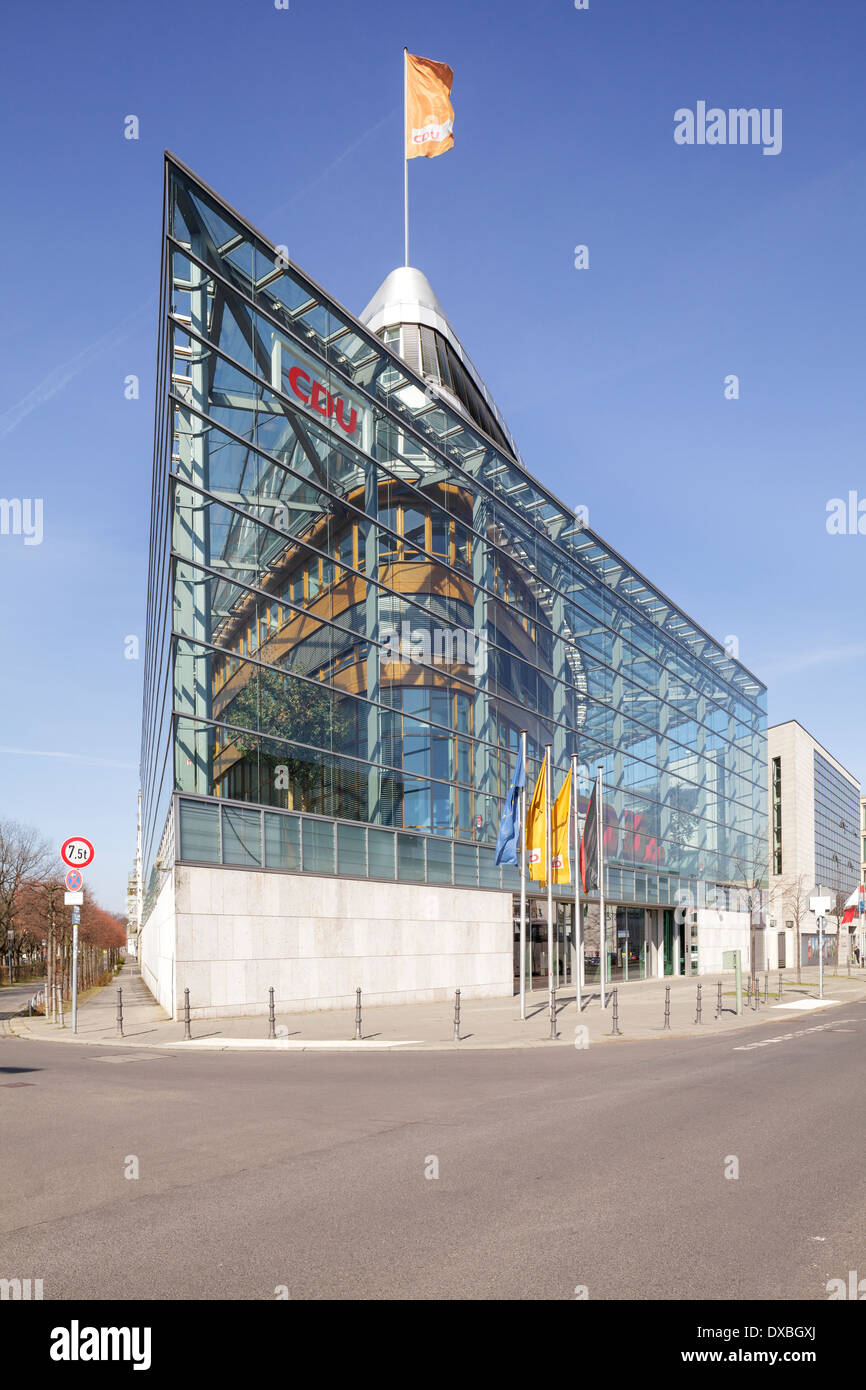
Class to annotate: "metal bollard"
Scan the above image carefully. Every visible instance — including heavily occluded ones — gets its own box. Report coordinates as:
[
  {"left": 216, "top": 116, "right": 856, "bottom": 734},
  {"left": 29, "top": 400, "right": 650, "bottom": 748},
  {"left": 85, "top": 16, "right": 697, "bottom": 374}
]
[
  {"left": 549, "top": 986, "right": 557, "bottom": 1040},
  {"left": 268, "top": 986, "right": 276, "bottom": 1040},
  {"left": 183, "top": 988, "right": 191, "bottom": 1041},
  {"left": 752, "top": 977, "right": 758, "bottom": 1011},
  {"left": 116, "top": 986, "right": 124, "bottom": 1038},
  {"left": 663, "top": 985, "right": 671, "bottom": 1030},
  {"left": 746, "top": 978, "right": 751, "bottom": 1009},
  {"left": 778, "top": 971, "right": 783, "bottom": 1002},
  {"left": 58, "top": 984, "right": 64, "bottom": 1028},
  {"left": 764, "top": 972, "right": 768, "bottom": 1004},
  {"left": 453, "top": 988, "right": 461, "bottom": 1042},
  {"left": 695, "top": 983, "right": 702, "bottom": 1025},
  {"left": 354, "top": 987, "right": 362, "bottom": 1041},
  {"left": 611, "top": 987, "right": 621, "bottom": 1035}
]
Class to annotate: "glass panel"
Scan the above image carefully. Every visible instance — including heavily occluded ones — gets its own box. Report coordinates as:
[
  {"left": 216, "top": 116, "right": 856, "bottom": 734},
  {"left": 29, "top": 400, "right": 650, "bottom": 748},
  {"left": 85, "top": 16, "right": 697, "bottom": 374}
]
[
  {"left": 397, "top": 832, "right": 425, "bottom": 882},
  {"left": 337, "top": 822, "right": 367, "bottom": 877},
  {"left": 426, "top": 836, "right": 452, "bottom": 884},
  {"left": 368, "top": 828, "right": 395, "bottom": 879},
  {"left": 179, "top": 799, "right": 220, "bottom": 863},
  {"left": 453, "top": 842, "right": 478, "bottom": 888},
  {"left": 302, "top": 818, "right": 335, "bottom": 874},
  {"left": 478, "top": 847, "right": 500, "bottom": 889},
  {"left": 264, "top": 812, "right": 300, "bottom": 870},
  {"left": 222, "top": 806, "right": 262, "bottom": 866}
]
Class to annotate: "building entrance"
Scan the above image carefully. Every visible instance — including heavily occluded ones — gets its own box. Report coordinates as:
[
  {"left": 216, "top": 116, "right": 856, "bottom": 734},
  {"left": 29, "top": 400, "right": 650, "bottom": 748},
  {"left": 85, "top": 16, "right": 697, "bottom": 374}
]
[
  {"left": 663, "top": 908, "right": 685, "bottom": 976},
  {"left": 608, "top": 907, "right": 647, "bottom": 982},
  {"left": 513, "top": 898, "right": 577, "bottom": 986},
  {"left": 514, "top": 900, "right": 662, "bottom": 988}
]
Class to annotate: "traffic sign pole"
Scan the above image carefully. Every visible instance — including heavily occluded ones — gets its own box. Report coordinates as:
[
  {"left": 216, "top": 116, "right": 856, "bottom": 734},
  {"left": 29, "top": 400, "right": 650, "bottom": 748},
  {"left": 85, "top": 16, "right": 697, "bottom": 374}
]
[
  {"left": 818, "top": 915, "right": 824, "bottom": 999},
  {"left": 58, "top": 840, "right": 93, "bottom": 1036}
]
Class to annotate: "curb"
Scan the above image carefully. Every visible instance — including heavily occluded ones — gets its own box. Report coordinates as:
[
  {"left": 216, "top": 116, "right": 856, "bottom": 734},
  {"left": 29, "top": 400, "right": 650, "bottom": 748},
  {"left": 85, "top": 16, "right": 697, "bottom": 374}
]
[{"left": 8, "top": 990, "right": 865, "bottom": 1054}]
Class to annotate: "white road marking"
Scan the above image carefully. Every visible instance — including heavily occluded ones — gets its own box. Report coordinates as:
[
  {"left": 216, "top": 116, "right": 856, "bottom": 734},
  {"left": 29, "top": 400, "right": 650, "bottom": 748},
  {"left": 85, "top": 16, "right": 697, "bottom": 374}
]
[
  {"left": 771, "top": 998, "right": 839, "bottom": 1011},
  {"left": 734, "top": 1019, "right": 858, "bottom": 1051}
]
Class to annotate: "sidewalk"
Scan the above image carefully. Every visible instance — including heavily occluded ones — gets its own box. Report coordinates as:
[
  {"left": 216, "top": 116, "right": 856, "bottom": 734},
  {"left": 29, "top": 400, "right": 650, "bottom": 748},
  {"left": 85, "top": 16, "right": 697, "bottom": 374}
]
[{"left": 9, "top": 961, "right": 866, "bottom": 1052}]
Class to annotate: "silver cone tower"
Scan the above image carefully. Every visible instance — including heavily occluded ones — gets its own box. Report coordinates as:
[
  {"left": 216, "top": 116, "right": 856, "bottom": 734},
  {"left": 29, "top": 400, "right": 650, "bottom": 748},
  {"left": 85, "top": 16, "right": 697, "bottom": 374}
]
[{"left": 360, "top": 265, "right": 522, "bottom": 462}]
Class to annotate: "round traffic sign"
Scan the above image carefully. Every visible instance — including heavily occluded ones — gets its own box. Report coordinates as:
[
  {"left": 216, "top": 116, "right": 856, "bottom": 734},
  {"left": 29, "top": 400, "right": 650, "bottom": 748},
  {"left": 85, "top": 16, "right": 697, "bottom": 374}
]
[
  {"left": 60, "top": 837, "right": 95, "bottom": 869},
  {"left": 65, "top": 868, "right": 83, "bottom": 892}
]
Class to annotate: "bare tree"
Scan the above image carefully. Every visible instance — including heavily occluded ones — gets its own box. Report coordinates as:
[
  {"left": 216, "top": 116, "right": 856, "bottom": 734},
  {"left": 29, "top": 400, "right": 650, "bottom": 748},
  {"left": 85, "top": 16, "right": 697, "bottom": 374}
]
[
  {"left": 735, "top": 835, "right": 769, "bottom": 986},
  {"left": 782, "top": 872, "right": 811, "bottom": 984},
  {"left": 0, "top": 820, "right": 50, "bottom": 984},
  {"left": 830, "top": 887, "right": 852, "bottom": 971},
  {"left": 17, "top": 874, "right": 65, "bottom": 1004}
]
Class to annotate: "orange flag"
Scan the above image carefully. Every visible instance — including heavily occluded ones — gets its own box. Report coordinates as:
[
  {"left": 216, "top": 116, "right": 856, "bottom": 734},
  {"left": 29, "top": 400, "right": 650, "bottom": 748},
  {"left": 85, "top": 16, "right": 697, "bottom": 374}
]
[
  {"left": 526, "top": 758, "right": 547, "bottom": 884},
  {"left": 551, "top": 769, "right": 572, "bottom": 885},
  {"left": 406, "top": 52, "right": 454, "bottom": 159}
]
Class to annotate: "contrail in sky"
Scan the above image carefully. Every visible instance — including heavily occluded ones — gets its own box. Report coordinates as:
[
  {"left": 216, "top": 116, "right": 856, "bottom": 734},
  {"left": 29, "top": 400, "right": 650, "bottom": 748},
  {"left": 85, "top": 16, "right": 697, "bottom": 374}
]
[{"left": 0, "top": 301, "right": 153, "bottom": 441}]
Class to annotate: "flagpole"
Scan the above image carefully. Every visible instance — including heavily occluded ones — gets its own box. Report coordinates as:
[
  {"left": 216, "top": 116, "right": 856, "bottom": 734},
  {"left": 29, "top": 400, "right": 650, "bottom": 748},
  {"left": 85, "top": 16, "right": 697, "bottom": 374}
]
[
  {"left": 546, "top": 744, "right": 554, "bottom": 1032},
  {"left": 572, "top": 752, "right": 582, "bottom": 1011},
  {"left": 519, "top": 729, "right": 527, "bottom": 1020},
  {"left": 598, "top": 762, "right": 606, "bottom": 1010},
  {"left": 403, "top": 48, "right": 409, "bottom": 266}
]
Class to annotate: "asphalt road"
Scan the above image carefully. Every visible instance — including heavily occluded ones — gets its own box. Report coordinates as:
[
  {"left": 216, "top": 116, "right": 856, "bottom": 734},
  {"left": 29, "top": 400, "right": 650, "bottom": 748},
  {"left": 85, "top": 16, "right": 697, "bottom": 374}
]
[
  {"left": 2, "top": 1006, "right": 865, "bottom": 1300},
  {"left": 0, "top": 981, "right": 45, "bottom": 1021}
]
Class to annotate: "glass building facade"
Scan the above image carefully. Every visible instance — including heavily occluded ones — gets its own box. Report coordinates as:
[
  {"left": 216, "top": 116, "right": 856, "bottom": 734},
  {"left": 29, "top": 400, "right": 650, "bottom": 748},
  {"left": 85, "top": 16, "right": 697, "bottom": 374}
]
[
  {"left": 141, "top": 155, "right": 768, "bottom": 947},
  {"left": 813, "top": 750, "right": 860, "bottom": 894}
]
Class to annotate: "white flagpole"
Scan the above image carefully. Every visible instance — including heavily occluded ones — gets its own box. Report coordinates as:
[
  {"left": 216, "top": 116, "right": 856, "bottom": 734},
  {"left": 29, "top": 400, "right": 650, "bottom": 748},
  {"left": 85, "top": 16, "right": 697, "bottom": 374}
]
[
  {"left": 546, "top": 744, "right": 554, "bottom": 1029},
  {"left": 519, "top": 729, "right": 527, "bottom": 1021},
  {"left": 572, "top": 752, "right": 582, "bottom": 1011},
  {"left": 403, "top": 48, "right": 410, "bottom": 266},
  {"left": 598, "top": 762, "right": 606, "bottom": 1010}
]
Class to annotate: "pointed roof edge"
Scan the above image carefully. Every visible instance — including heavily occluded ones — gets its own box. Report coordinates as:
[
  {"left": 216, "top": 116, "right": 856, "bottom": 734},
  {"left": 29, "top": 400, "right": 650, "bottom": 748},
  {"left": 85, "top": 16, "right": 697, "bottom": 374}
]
[{"left": 360, "top": 263, "right": 522, "bottom": 464}]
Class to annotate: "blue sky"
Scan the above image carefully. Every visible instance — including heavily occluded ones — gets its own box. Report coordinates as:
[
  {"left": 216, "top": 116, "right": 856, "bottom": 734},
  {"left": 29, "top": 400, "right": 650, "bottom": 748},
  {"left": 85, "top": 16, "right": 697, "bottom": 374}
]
[{"left": 1, "top": 0, "right": 864, "bottom": 909}]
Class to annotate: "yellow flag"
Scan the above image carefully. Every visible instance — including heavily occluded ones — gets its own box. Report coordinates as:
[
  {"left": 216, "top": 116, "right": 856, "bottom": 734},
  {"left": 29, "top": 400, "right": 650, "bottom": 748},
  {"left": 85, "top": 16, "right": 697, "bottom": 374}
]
[
  {"left": 526, "top": 759, "right": 547, "bottom": 883},
  {"left": 406, "top": 53, "right": 455, "bottom": 159},
  {"left": 551, "top": 769, "right": 572, "bottom": 885}
]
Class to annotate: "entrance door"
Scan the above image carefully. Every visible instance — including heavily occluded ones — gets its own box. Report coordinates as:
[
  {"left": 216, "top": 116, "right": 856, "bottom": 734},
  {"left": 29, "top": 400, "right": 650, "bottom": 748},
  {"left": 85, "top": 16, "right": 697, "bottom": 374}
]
[
  {"left": 778, "top": 931, "right": 786, "bottom": 969},
  {"left": 663, "top": 909, "right": 686, "bottom": 975},
  {"left": 663, "top": 909, "right": 674, "bottom": 976},
  {"left": 513, "top": 899, "right": 575, "bottom": 986},
  {"left": 611, "top": 907, "right": 646, "bottom": 981}
]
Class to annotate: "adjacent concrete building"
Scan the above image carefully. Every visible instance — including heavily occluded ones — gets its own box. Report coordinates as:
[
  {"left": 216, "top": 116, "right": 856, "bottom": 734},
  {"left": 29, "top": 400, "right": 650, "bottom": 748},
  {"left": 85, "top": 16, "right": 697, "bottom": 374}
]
[{"left": 768, "top": 720, "right": 861, "bottom": 970}]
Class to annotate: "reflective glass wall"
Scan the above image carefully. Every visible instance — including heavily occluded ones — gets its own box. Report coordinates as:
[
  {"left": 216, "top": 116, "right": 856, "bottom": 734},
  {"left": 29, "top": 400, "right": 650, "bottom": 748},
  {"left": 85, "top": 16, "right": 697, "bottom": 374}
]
[{"left": 141, "top": 157, "right": 768, "bottom": 918}]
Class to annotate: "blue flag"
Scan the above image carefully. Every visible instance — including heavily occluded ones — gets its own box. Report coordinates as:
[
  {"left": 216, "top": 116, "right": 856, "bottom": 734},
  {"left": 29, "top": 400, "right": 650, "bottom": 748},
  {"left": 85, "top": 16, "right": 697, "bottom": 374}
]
[{"left": 494, "top": 744, "right": 525, "bottom": 867}]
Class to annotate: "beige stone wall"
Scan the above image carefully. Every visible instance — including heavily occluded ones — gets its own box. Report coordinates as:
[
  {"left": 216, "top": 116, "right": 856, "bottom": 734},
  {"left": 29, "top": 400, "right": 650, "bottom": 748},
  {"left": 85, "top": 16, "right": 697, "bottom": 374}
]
[
  {"left": 138, "top": 870, "right": 176, "bottom": 1016},
  {"left": 168, "top": 864, "right": 514, "bottom": 1019}
]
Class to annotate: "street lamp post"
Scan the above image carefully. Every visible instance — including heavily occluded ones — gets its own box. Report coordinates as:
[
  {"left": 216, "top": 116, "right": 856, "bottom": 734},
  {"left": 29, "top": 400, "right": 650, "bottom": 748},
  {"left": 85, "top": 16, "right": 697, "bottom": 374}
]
[
  {"left": 6, "top": 929, "right": 13, "bottom": 986},
  {"left": 810, "top": 895, "right": 831, "bottom": 1000}
]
